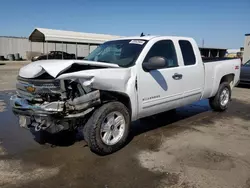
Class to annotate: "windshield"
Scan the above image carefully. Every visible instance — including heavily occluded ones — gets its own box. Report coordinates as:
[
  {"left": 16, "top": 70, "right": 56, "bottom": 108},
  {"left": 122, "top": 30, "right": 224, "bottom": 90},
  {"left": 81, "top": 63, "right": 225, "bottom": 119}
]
[
  {"left": 244, "top": 60, "right": 250, "bottom": 66},
  {"left": 84, "top": 39, "right": 147, "bottom": 67}
]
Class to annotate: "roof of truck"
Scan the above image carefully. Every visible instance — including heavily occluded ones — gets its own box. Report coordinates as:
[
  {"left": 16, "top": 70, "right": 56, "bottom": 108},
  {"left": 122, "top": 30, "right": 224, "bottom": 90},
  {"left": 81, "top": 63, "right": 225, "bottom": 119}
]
[
  {"left": 125, "top": 35, "right": 159, "bottom": 40},
  {"left": 111, "top": 35, "right": 193, "bottom": 41}
]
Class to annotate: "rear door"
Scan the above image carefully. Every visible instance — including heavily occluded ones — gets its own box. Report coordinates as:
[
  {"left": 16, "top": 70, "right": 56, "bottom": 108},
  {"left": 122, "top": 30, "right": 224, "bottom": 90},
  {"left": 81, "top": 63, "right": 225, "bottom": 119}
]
[
  {"left": 177, "top": 40, "right": 204, "bottom": 106},
  {"left": 137, "top": 39, "right": 185, "bottom": 118}
]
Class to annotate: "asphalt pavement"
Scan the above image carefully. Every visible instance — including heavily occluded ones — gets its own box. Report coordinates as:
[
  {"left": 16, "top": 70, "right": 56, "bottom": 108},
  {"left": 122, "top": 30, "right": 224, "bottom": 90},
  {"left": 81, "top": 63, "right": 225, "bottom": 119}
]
[{"left": 1, "top": 63, "right": 250, "bottom": 188}]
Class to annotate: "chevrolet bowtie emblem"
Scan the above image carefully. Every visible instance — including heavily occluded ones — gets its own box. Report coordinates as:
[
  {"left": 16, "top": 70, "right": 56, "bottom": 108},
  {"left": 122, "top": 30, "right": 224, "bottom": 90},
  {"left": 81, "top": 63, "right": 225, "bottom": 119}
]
[{"left": 26, "top": 85, "right": 36, "bottom": 93}]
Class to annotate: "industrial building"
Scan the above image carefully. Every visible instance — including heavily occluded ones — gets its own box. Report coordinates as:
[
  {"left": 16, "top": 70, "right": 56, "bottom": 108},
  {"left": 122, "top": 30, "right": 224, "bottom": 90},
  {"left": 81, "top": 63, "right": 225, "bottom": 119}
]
[
  {"left": 200, "top": 47, "right": 227, "bottom": 58},
  {"left": 243, "top": 34, "right": 250, "bottom": 64},
  {"left": 0, "top": 28, "right": 228, "bottom": 61},
  {"left": 0, "top": 28, "right": 121, "bottom": 60}
]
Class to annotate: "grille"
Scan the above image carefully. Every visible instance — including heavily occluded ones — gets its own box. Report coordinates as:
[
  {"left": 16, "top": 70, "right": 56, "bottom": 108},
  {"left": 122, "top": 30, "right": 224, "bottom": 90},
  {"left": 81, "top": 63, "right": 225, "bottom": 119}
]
[{"left": 16, "top": 76, "right": 61, "bottom": 100}]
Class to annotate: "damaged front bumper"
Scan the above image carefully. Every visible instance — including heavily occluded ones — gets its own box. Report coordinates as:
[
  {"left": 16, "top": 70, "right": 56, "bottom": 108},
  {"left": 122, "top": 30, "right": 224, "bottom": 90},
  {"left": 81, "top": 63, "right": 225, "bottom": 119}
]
[
  {"left": 10, "top": 90, "right": 100, "bottom": 133},
  {"left": 10, "top": 95, "right": 64, "bottom": 116},
  {"left": 10, "top": 95, "right": 67, "bottom": 133}
]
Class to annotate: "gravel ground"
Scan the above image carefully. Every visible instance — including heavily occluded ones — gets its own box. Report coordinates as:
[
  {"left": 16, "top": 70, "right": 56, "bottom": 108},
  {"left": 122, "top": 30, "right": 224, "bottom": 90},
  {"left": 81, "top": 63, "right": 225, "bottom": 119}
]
[{"left": 0, "top": 63, "right": 250, "bottom": 188}]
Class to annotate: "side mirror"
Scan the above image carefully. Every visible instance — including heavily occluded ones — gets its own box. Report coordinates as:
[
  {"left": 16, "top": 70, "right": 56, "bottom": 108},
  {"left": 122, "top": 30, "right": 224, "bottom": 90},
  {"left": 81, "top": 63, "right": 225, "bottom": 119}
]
[{"left": 142, "top": 56, "right": 166, "bottom": 71}]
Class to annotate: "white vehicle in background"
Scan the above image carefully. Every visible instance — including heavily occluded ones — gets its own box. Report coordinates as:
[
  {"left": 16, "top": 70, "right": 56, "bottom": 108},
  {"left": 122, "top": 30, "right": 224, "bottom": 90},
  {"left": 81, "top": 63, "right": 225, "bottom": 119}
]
[{"left": 11, "top": 35, "right": 241, "bottom": 155}]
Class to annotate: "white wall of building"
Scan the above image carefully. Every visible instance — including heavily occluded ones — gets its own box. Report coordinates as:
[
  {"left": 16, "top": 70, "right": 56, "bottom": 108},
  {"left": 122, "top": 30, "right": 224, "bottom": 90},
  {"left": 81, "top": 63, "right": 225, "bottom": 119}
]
[
  {"left": 0, "top": 37, "right": 98, "bottom": 60},
  {"left": 0, "top": 37, "right": 29, "bottom": 59}
]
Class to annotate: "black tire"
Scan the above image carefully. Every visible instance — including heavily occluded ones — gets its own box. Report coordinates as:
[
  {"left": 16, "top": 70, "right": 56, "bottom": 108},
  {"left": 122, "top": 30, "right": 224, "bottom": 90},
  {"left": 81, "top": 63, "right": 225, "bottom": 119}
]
[
  {"left": 209, "top": 82, "right": 231, "bottom": 112},
  {"left": 83, "top": 102, "right": 130, "bottom": 155}
]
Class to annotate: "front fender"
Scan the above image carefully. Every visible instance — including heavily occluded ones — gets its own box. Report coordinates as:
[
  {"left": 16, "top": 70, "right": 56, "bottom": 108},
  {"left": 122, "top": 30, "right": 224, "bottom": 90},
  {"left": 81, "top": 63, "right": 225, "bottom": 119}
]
[{"left": 57, "top": 67, "right": 138, "bottom": 121}]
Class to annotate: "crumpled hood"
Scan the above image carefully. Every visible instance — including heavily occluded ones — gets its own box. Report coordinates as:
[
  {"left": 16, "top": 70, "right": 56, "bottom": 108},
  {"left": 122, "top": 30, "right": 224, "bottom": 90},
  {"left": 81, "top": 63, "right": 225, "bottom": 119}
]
[
  {"left": 19, "top": 59, "right": 133, "bottom": 93},
  {"left": 57, "top": 68, "right": 132, "bottom": 92},
  {"left": 19, "top": 59, "right": 119, "bottom": 78}
]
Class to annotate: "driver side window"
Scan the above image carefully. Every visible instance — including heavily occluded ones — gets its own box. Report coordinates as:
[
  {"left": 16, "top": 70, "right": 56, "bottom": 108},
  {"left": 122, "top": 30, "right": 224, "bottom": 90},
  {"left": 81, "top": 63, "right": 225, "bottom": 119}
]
[{"left": 144, "top": 40, "right": 178, "bottom": 69}]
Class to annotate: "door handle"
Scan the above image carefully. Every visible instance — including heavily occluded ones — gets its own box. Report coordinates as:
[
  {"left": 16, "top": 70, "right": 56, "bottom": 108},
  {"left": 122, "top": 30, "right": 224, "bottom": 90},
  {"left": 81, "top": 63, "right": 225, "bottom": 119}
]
[{"left": 172, "top": 73, "right": 183, "bottom": 80}]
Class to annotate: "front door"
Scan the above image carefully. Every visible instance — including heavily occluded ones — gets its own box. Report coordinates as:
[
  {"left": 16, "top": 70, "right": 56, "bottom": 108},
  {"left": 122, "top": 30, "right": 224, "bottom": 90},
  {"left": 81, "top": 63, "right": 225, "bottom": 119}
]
[{"left": 137, "top": 39, "right": 184, "bottom": 118}]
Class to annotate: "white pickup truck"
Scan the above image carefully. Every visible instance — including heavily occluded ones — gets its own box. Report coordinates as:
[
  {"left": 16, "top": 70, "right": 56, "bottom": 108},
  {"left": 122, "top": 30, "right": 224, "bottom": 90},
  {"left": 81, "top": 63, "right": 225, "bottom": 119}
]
[{"left": 11, "top": 36, "right": 241, "bottom": 155}]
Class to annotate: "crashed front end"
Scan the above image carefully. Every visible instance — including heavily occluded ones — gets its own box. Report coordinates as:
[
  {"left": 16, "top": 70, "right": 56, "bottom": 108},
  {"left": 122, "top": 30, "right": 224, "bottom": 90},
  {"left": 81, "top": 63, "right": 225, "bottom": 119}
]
[
  {"left": 10, "top": 75, "right": 101, "bottom": 134},
  {"left": 10, "top": 59, "right": 131, "bottom": 135}
]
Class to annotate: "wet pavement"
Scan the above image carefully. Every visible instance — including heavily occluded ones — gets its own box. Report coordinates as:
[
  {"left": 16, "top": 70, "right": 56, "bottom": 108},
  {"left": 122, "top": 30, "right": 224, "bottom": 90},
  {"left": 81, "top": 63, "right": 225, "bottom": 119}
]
[
  {"left": 1, "top": 86, "right": 250, "bottom": 188},
  {"left": 0, "top": 91, "right": 40, "bottom": 155}
]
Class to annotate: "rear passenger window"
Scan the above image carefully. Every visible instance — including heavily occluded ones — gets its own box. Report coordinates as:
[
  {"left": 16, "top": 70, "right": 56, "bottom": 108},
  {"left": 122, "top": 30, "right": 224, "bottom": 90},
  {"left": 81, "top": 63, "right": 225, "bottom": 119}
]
[
  {"left": 179, "top": 40, "right": 196, "bottom": 65},
  {"left": 144, "top": 40, "right": 178, "bottom": 69}
]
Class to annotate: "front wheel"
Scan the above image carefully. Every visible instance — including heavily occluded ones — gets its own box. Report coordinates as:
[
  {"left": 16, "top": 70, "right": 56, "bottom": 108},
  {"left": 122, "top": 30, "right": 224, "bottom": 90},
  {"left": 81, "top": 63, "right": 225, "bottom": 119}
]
[
  {"left": 83, "top": 102, "right": 130, "bottom": 155},
  {"left": 209, "top": 82, "right": 231, "bottom": 112}
]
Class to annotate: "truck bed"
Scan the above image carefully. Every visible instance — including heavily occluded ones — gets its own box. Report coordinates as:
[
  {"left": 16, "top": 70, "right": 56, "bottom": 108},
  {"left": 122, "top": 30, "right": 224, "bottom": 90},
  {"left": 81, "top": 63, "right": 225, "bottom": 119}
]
[{"left": 202, "top": 58, "right": 241, "bottom": 100}]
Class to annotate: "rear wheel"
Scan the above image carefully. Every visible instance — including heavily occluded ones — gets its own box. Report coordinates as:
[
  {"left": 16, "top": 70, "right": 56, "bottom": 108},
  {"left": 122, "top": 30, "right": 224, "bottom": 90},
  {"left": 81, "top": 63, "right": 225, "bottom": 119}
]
[
  {"left": 209, "top": 82, "right": 231, "bottom": 111},
  {"left": 83, "top": 102, "right": 130, "bottom": 155}
]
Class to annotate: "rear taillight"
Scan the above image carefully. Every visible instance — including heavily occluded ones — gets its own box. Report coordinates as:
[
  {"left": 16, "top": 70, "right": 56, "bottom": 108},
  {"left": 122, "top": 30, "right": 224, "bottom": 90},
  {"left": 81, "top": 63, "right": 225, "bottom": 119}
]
[{"left": 235, "top": 66, "right": 239, "bottom": 70}]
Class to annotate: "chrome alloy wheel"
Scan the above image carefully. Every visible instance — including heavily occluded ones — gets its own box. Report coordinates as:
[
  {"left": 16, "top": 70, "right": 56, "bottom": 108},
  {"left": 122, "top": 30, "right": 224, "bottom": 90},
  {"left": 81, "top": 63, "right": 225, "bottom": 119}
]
[
  {"left": 100, "top": 111, "right": 126, "bottom": 145},
  {"left": 220, "top": 87, "right": 230, "bottom": 106}
]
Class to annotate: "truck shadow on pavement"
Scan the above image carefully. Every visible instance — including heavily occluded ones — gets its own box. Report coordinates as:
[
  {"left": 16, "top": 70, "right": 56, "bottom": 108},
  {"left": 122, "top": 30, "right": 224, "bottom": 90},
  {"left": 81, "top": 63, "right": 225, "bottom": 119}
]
[
  {"left": 36, "top": 100, "right": 211, "bottom": 147},
  {"left": 37, "top": 100, "right": 211, "bottom": 147},
  {"left": 236, "top": 84, "right": 250, "bottom": 89},
  {"left": 132, "top": 98, "right": 250, "bottom": 134},
  {"left": 31, "top": 129, "right": 78, "bottom": 147},
  {"left": 23, "top": 98, "right": 250, "bottom": 152}
]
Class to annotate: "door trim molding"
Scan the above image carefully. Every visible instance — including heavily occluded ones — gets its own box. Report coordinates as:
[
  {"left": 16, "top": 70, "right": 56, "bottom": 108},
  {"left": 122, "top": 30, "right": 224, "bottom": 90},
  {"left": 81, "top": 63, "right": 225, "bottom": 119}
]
[{"left": 143, "top": 92, "right": 201, "bottom": 109}]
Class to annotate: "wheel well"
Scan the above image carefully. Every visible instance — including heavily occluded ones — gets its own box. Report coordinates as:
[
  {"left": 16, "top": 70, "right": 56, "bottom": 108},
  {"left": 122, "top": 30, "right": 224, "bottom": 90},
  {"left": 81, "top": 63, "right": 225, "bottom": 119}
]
[
  {"left": 100, "top": 91, "right": 132, "bottom": 115},
  {"left": 220, "top": 74, "right": 235, "bottom": 88}
]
